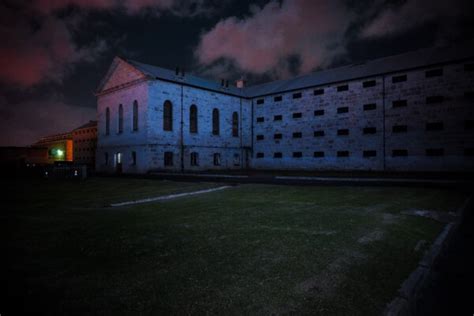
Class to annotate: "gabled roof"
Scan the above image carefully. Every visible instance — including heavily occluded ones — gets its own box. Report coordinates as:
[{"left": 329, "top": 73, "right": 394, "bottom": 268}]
[
  {"left": 98, "top": 40, "right": 474, "bottom": 99},
  {"left": 126, "top": 59, "right": 245, "bottom": 97}
]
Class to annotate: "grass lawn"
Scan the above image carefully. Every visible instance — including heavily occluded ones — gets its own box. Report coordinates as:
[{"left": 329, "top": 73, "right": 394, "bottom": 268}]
[{"left": 3, "top": 177, "right": 469, "bottom": 315}]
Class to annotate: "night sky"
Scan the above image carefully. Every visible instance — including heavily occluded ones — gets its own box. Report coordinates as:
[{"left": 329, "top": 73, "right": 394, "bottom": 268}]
[{"left": 1, "top": 0, "right": 473, "bottom": 146}]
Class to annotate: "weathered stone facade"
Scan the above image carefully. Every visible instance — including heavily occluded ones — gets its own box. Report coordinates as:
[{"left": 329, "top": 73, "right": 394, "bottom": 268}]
[{"left": 95, "top": 45, "right": 474, "bottom": 174}]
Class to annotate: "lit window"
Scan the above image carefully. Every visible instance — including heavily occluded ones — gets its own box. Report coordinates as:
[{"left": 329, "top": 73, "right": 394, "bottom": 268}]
[{"left": 131, "top": 151, "right": 137, "bottom": 165}]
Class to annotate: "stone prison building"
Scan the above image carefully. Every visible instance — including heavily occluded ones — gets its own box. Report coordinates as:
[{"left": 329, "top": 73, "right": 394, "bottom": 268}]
[{"left": 95, "top": 43, "right": 474, "bottom": 174}]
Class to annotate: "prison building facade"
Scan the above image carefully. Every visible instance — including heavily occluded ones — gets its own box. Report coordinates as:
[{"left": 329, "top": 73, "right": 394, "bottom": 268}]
[
  {"left": 72, "top": 120, "right": 97, "bottom": 167},
  {"left": 95, "top": 43, "right": 474, "bottom": 174}
]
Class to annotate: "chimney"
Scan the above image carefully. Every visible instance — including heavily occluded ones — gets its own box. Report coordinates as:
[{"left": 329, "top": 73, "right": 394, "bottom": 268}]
[{"left": 236, "top": 79, "right": 245, "bottom": 89}]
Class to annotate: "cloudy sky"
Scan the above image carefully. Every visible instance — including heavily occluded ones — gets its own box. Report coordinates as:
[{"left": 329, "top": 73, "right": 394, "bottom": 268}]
[{"left": 1, "top": 0, "right": 473, "bottom": 146}]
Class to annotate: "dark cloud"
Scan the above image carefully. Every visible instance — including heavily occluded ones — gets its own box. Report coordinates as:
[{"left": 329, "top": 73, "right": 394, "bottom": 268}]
[
  {"left": 0, "top": 94, "right": 95, "bottom": 146},
  {"left": 195, "top": 0, "right": 474, "bottom": 78},
  {"left": 360, "top": 0, "right": 474, "bottom": 43},
  {"left": 196, "top": 0, "right": 352, "bottom": 78}
]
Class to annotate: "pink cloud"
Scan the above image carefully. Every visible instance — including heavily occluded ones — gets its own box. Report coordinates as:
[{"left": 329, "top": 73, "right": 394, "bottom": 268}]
[
  {"left": 196, "top": 0, "right": 351, "bottom": 77},
  {"left": 0, "top": 15, "right": 106, "bottom": 88}
]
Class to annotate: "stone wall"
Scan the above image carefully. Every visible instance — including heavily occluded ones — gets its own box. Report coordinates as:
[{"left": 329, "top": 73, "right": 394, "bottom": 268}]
[
  {"left": 96, "top": 58, "right": 474, "bottom": 174},
  {"left": 251, "top": 61, "right": 474, "bottom": 171}
]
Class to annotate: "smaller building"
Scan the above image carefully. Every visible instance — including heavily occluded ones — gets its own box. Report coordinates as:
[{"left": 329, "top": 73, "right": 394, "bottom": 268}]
[
  {"left": 32, "top": 132, "right": 73, "bottom": 163},
  {"left": 72, "top": 121, "right": 97, "bottom": 167},
  {"left": 0, "top": 146, "right": 49, "bottom": 167}
]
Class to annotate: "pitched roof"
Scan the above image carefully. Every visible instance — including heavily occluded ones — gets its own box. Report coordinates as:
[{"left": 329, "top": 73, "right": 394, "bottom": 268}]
[
  {"left": 73, "top": 120, "right": 97, "bottom": 131},
  {"left": 244, "top": 41, "right": 474, "bottom": 97},
  {"left": 126, "top": 59, "right": 245, "bottom": 97},
  {"left": 111, "top": 40, "right": 474, "bottom": 99}
]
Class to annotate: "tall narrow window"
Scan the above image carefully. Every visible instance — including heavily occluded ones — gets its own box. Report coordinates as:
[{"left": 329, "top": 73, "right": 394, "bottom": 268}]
[
  {"left": 105, "top": 107, "right": 110, "bottom": 135},
  {"left": 104, "top": 152, "right": 109, "bottom": 165},
  {"left": 190, "top": 104, "right": 198, "bottom": 133},
  {"left": 132, "top": 100, "right": 138, "bottom": 131},
  {"left": 232, "top": 112, "right": 239, "bottom": 137},
  {"left": 212, "top": 108, "right": 220, "bottom": 135},
  {"left": 163, "top": 100, "right": 173, "bottom": 131},
  {"left": 118, "top": 104, "right": 123, "bottom": 133}
]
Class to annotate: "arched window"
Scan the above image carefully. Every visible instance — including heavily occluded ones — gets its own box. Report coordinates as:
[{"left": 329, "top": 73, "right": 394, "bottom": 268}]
[
  {"left": 105, "top": 107, "right": 110, "bottom": 135},
  {"left": 132, "top": 100, "right": 138, "bottom": 131},
  {"left": 212, "top": 108, "right": 219, "bottom": 135},
  {"left": 163, "top": 100, "right": 173, "bottom": 131},
  {"left": 232, "top": 112, "right": 239, "bottom": 137},
  {"left": 118, "top": 104, "right": 123, "bottom": 133},
  {"left": 190, "top": 104, "right": 198, "bottom": 133}
]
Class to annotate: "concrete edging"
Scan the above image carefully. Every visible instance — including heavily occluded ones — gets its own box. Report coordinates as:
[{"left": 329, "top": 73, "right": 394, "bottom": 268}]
[
  {"left": 109, "top": 185, "right": 231, "bottom": 207},
  {"left": 384, "top": 196, "right": 472, "bottom": 316}
]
